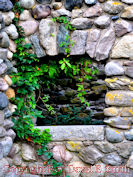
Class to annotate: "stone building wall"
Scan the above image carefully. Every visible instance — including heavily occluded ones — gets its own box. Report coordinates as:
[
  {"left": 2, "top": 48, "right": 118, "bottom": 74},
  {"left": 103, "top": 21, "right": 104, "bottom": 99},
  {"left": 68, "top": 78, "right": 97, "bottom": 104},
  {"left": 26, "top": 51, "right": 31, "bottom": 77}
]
[{"left": 0, "top": 0, "right": 133, "bottom": 176}]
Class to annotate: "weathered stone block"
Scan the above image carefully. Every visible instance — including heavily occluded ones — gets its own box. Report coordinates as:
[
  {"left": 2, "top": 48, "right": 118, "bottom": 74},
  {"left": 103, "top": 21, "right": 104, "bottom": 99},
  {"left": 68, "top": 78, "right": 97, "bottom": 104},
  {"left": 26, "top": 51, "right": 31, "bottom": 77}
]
[
  {"left": 22, "top": 143, "right": 36, "bottom": 161},
  {"left": 104, "top": 107, "right": 133, "bottom": 117},
  {"left": 0, "top": 137, "right": 13, "bottom": 156},
  {"left": 71, "top": 18, "right": 93, "bottom": 30},
  {"left": 30, "top": 34, "right": 46, "bottom": 58},
  {"left": 121, "top": 6, "right": 133, "bottom": 19},
  {"left": 39, "top": 19, "right": 58, "bottom": 56},
  {"left": 79, "top": 145, "right": 103, "bottom": 165},
  {"left": 86, "top": 29, "right": 101, "bottom": 58},
  {"left": 70, "top": 30, "right": 88, "bottom": 55},
  {"left": 104, "top": 116, "right": 131, "bottom": 129},
  {"left": 106, "top": 127, "right": 124, "bottom": 143},
  {"left": 94, "top": 141, "right": 116, "bottom": 153},
  {"left": 111, "top": 34, "right": 133, "bottom": 59},
  {"left": 105, "top": 91, "right": 133, "bottom": 106},
  {"left": 105, "top": 61, "right": 124, "bottom": 76},
  {"left": 35, "top": 126, "right": 105, "bottom": 141},
  {"left": 0, "top": 92, "right": 8, "bottom": 110},
  {"left": 95, "top": 24, "right": 115, "bottom": 61},
  {"left": 102, "top": 152, "right": 123, "bottom": 166}
]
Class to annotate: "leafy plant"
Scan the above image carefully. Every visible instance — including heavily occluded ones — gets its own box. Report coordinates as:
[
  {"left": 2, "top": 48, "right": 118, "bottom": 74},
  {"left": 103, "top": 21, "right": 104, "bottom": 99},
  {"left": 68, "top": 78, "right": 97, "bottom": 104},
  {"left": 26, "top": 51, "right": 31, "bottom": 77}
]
[
  {"left": 52, "top": 17, "right": 99, "bottom": 106},
  {"left": 12, "top": 2, "right": 63, "bottom": 175},
  {"left": 11, "top": 4, "right": 99, "bottom": 176}
]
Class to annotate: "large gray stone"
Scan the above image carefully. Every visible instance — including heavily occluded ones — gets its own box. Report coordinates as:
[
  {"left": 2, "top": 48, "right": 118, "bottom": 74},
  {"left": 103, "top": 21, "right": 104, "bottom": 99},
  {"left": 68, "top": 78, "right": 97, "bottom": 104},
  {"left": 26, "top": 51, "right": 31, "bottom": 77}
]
[
  {"left": 65, "top": 0, "right": 83, "bottom": 11},
  {"left": 105, "top": 61, "right": 124, "bottom": 76},
  {"left": 104, "top": 116, "right": 131, "bottom": 129},
  {"left": 70, "top": 30, "right": 88, "bottom": 55},
  {"left": 94, "top": 141, "right": 116, "bottom": 153},
  {"left": 0, "top": 0, "right": 13, "bottom": 12},
  {"left": 115, "top": 141, "right": 133, "bottom": 159},
  {"left": 0, "top": 32, "right": 9, "bottom": 48},
  {"left": 103, "top": 1, "right": 124, "bottom": 14},
  {"left": 52, "top": 8, "right": 71, "bottom": 17},
  {"left": 121, "top": 6, "right": 133, "bottom": 20},
  {"left": 95, "top": 25, "right": 115, "bottom": 61},
  {"left": 0, "top": 92, "right": 8, "bottom": 110},
  {"left": 94, "top": 15, "right": 111, "bottom": 29},
  {"left": 105, "top": 91, "right": 133, "bottom": 106},
  {"left": 71, "top": 18, "right": 93, "bottom": 30},
  {"left": 5, "top": 24, "right": 18, "bottom": 40},
  {"left": 19, "top": 20, "right": 39, "bottom": 36},
  {"left": 4, "top": 108, "right": 12, "bottom": 119},
  {"left": 30, "top": 35, "right": 46, "bottom": 58},
  {"left": 19, "top": 10, "right": 32, "bottom": 21},
  {"left": 72, "top": 9, "right": 83, "bottom": 18},
  {"left": 19, "top": 0, "right": 35, "bottom": 9},
  {"left": 2, "top": 13, "right": 13, "bottom": 26},
  {"left": 79, "top": 145, "right": 103, "bottom": 165},
  {"left": 102, "top": 152, "right": 123, "bottom": 165},
  {"left": 83, "top": 4, "right": 102, "bottom": 18},
  {"left": 106, "top": 127, "right": 124, "bottom": 143},
  {"left": 32, "top": 4, "right": 51, "bottom": 20},
  {"left": 104, "top": 106, "right": 133, "bottom": 117},
  {"left": 36, "top": 126, "right": 105, "bottom": 141},
  {"left": 86, "top": 29, "right": 101, "bottom": 58},
  {"left": 4, "top": 119, "right": 14, "bottom": 129},
  {"left": 115, "top": 19, "right": 132, "bottom": 37},
  {"left": 22, "top": 143, "right": 36, "bottom": 161},
  {"left": 0, "top": 136, "right": 13, "bottom": 156},
  {"left": 57, "top": 24, "right": 70, "bottom": 54},
  {"left": 105, "top": 77, "right": 133, "bottom": 90},
  {"left": 39, "top": 19, "right": 58, "bottom": 56},
  {"left": 6, "top": 129, "right": 16, "bottom": 140},
  {"left": 0, "top": 48, "right": 7, "bottom": 60},
  {"left": 53, "top": 145, "right": 73, "bottom": 162},
  {"left": 111, "top": 34, "right": 133, "bottom": 59}
]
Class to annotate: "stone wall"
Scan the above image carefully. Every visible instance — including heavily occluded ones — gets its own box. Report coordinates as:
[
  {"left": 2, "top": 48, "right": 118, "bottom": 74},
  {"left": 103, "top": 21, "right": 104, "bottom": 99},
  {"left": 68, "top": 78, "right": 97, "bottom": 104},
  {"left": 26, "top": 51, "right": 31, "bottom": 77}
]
[
  {"left": 4, "top": 125, "right": 133, "bottom": 177},
  {"left": 0, "top": 0, "right": 133, "bottom": 176},
  {"left": 0, "top": 1, "right": 18, "bottom": 176}
]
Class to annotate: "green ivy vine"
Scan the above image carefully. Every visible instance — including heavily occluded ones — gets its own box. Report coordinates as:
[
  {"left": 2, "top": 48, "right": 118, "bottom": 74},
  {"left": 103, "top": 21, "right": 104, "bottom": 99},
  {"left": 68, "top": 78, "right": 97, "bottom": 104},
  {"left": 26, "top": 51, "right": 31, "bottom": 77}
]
[
  {"left": 52, "top": 16, "right": 98, "bottom": 107},
  {"left": 11, "top": 2, "right": 98, "bottom": 176},
  {"left": 12, "top": 2, "right": 62, "bottom": 176}
]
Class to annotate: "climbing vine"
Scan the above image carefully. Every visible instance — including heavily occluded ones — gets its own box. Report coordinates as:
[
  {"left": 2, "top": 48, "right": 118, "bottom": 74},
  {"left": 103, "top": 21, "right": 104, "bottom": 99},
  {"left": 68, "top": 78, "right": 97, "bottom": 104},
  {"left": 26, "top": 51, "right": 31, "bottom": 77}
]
[
  {"left": 52, "top": 16, "right": 99, "bottom": 107},
  {"left": 11, "top": 2, "right": 99, "bottom": 176},
  {"left": 12, "top": 2, "right": 62, "bottom": 176}
]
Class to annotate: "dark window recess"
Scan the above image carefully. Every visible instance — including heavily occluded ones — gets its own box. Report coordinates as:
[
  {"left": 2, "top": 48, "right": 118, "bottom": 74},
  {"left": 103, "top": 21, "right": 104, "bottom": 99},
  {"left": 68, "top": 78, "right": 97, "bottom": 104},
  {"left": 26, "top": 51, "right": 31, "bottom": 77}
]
[{"left": 36, "top": 55, "right": 107, "bottom": 126}]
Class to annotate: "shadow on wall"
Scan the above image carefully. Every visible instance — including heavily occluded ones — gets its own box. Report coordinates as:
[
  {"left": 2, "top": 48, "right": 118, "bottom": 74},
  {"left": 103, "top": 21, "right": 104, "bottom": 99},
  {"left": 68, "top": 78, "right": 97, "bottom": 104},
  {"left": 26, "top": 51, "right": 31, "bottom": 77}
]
[{"left": 36, "top": 55, "right": 107, "bottom": 126}]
